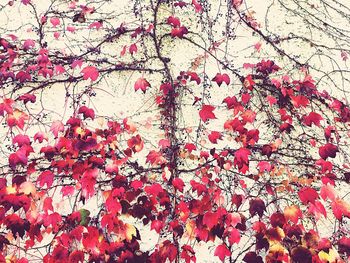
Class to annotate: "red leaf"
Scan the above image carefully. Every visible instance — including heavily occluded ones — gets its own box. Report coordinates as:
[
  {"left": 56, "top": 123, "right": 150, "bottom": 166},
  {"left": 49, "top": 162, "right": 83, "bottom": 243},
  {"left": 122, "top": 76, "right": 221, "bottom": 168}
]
[
  {"left": 171, "top": 26, "right": 188, "bottom": 38},
  {"left": 81, "top": 66, "right": 99, "bottom": 81},
  {"left": 12, "top": 134, "right": 30, "bottom": 146},
  {"left": 234, "top": 147, "right": 251, "bottom": 173},
  {"left": 270, "top": 212, "right": 286, "bottom": 228},
  {"left": 249, "top": 198, "right": 266, "bottom": 217},
  {"left": 332, "top": 199, "right": 350, "bottom": 220},
  {"left": 167, "top": 16, "right": 181, "bottom": 27},
  {"left": 37, "top": 171, "right": 54, "bottom": 188},
  {"left": 319, "top": 143, "right": 338, "bottom": 159},
  {"left": 227, "top": 228, "right": 240, "bottom": 245},
  {"left": 208, "top": 131, "right": 222, "bottom": 144},
  {"left": 184, "top": 143, "right": 196, "bottom": 152},
  {"left": 78, "top": 106, "right": 95, "bottom": 120},
  {"left": 18, "top": 93, "right": 36, "bottom": 104},
  {"left": 303, "top": 112, "right": 323, "bottom": 127},
  {"left": 298, "top": 187, "right": 318, "bottom": 204},
  {"left": 9, "top": 148, "right": 28, "bottom": 169},
  {"left": 172, "top": 178, "right": 185, "bottom": 192},
  {"left": 199, "top": 105, "right": 216, "bottom": 122},
  {"left": 291, "top": 95, "right": 309, "bottom": 108},
  {"left": 214, "top": 244, "right": 231, "bottom": 262},
  {"left": 146, "top": 150, "right": 166, "bottom": 165},
  {"left": 212, "top": 73, "right": 230, "bottom": 86},
  {"left": 129, "top": 43, "right": 138, "bottom": 54},
  {"left": 134, "top": 78, "right": 151, "bottom": 93},
  {"left": 243, "top": 252, "right": 263, "bottom": 263},
  {"left": 151, "top": 220, "right": 164, "bottom": 233},
  {"left": 266, "top": 95, "right": 277, "bottom": 106},
  {"left": 203, "top": 211, "right": 219, "bottom": 229}
]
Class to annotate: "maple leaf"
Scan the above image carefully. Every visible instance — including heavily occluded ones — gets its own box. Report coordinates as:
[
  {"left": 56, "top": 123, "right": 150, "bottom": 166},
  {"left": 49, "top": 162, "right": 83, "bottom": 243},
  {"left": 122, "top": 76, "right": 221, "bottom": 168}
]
[
  {"left": 172, "top": 178, "right": 185, "bottom": 192},
  {"left": 319, "top": 143, "right": 338, "bottom": 159},
  {"left": 241, "top": 110, "right": 256, "bottom": 123},
  {"left": 212, "top": 73, "right": 230, "bottom": 86},
  {"left": 134, "top": 78, "right": 151, "bottom": 93},
  {"left": 331, "top": 199, "right": 350, "bottom": 220},
  {"left": 18, "top": 93, "right": 36, "bottom": 104},
  {"left": 129, "top": 43, "right": 138, "bottom": 54},
  {"left": 181, "top": 245, "right": 196, "bottom": 263},
  {"left": 130, "top": 180, "right": 143, "bottom": 190},
  {"left": 7, "top": 109, "right": 29, "bottom": 129},
  {"left": 187, "top": 71, "right": 201, "bottom": 84},
  {"left": 4, "top": 214, "right": 29, "bottom": 238},
  {"left": 258, "top": 161, "right": 271, "bottom": 173},
  {"left": 270, "top": 212, "right": 286, "bottom": 228},
  {"left": 78, "top": 106, "right": 95, "bottom": 120},
  {"left": 208, "top": 131, "right": 222, "bottom": 144},
  {"left": 89, "top": 21, "right": 103, "bottom": 30},
  {"left": 146, "top": 150, "right": 166, "bottom": 165},
  {"left": 320, "top": 184, "right": 336, "bottom": 201},
  {"left": 291, "top": 95, "right": 309, "bottom": 108},
  {"left": 81, "top": 66, "right": 99, "bottom": 81},
  {"left": 71, "top": 59, "right": 83, "bottom": 69},
  {"left": 69, "top": 251, "right": 84, "bottom": 263},
  {"left": 243, "top": 252, "right": 263, "bottom": 263},
  {"left": 184, "top": 143, "right": 196, "bottom": 153},
  {"left": 338, "top": 237, "right": 350, "bottom": 256},
  {"left": 54, "top": 65, "right": 65, "bottom": 75},
  {"left": 203, "top": 211, "right": 219, "bottom": 230},
  {"left": 199, "top": 105, "right": 216, "bottom": 122},
  {"left": 214, "top": 244, "right": 231, "bottom": 262},
  {"left": 80, "top": 169, "right": 98, "bottom": 199},
  {"left": 167, "top": 16, "right": 181, "bottom": 27},
  {"left": 12, "top": 134, "right": 30, "bottom": 146},
  {"left": 227, "top": 227, "right": 241, "bottom": 245},
  {"left": 223, "top": 96, "right": 241, "bottom": 111},
  {"left": 266, "top": 95, "right": 278, "bottom": 106},
  {"left": 151, "top": 220, "right": 164, "bottom": 233},
  {"left": 249, "top": 198, "right": 266, "bottom": 217},
  {"left": 9, "top": 148, "right": 28, "bottom": 169},
  {"left": 234, "top": 147, "right": 251, "bottom": 173},
  {"left": 303, "top": 112, "right": 323, "bottom": 127},
  {"left": 37, "top": 171, "right": 54, "bottom": 188},
  {"left": 34, "top": 132, "right": 48, "bottom": 143},
  {"left": 298, "top": 187, "right": 319, "bottom": 204},
  {"left": 171, "top": 26, "right": 188, "bottom": 38},
  {"left": 291, "top": 247, "right": 312, "bottom": 263},
  {"left": 50, "top": 120, "right": 64, "bottom": 137}
]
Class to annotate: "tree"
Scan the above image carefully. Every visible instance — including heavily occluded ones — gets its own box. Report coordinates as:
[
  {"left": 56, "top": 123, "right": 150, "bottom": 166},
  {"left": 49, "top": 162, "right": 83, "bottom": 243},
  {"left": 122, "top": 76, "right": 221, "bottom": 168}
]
[{"left": 0, "top": 0, "right": 350, "bottom": 262}]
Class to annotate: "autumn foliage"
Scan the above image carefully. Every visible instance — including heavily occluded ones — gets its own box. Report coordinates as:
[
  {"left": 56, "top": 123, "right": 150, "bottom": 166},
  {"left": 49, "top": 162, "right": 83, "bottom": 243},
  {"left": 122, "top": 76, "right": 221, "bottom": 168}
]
[{"left": 0, "top": 0, "right": 350, "bottom": 262}]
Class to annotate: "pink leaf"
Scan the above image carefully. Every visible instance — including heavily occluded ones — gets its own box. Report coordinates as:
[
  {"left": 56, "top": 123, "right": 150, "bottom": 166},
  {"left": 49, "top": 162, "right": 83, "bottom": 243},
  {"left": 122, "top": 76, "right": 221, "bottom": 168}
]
[
  {"left": 214, "top": 244, "right": 231, "bottom": 262},
  {"left": 134, "top": 78, "right": 151, "bottom": 93},
  {"left": 50, "top": 17, "right": 60, "bottom": 27},
  {"left": 319, "top": 143, "right": 338, "bottom": 160},
  {"left": 50, "top": 120, "right": 64, "bottom": 137},
  {"left": 199, "top": 105, "right": 216, "bottom": 122},
  {"left": 172, "top": 178, "right": 185, "bottom": 192},
  {"left": 212, "top": 73, "right": 230, "bottom": 86},
  {"left": 81, "top": 66, "right": 99, "bottom": 81}
]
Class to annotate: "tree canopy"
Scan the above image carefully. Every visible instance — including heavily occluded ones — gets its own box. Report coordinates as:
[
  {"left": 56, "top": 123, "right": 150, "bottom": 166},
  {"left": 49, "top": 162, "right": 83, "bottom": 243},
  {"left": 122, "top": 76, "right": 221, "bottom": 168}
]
[{"left": 0, "top": 0, "right": 350, "bottom": 262}]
